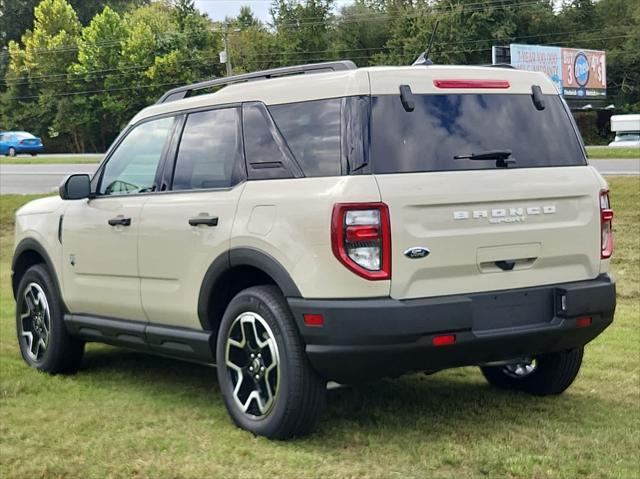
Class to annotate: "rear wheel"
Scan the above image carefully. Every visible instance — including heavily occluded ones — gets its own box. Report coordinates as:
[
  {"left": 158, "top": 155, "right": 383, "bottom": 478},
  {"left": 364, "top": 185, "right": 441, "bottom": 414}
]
[
  {"left": 216, "top": 285, "right": 326, "bottom": 439},
  {"left": 16, "top": 264, "right": 84, "bottom": 373},
  {"left": 8, "top": 147, "right": 16, "bottom": 157},
  {"left": 480, "top": 348, "right": 584, "bottom": 396}
]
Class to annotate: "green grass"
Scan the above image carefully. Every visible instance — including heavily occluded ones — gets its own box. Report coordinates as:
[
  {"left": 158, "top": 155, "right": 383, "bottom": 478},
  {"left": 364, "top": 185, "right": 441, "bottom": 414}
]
[
  {"left": 0, "top": 155, "right": 101, "bottom": 164},
  {"left": 1, "top": 179, "right": 639, "bottom": 478},
  {"left": 586, "top": 146, "right": 639, "bottom": 159}
]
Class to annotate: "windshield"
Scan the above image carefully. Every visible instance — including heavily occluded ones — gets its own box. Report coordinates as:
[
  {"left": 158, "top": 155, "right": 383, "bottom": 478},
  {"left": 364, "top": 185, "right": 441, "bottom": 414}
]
[{"left": 370, "top": 94, "right": 586, "bottom": 173}]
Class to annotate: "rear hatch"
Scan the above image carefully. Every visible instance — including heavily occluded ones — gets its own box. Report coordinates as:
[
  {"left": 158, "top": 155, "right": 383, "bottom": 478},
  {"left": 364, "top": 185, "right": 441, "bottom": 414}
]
[{"left": 369, "top": 70, "right": 603, "bottom": 300}]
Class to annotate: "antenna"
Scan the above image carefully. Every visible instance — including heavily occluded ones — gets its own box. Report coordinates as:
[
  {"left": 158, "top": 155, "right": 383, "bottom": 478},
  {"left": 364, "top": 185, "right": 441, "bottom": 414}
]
[{"left": 412, "top": 20, "right": 439, "bottom": 66}]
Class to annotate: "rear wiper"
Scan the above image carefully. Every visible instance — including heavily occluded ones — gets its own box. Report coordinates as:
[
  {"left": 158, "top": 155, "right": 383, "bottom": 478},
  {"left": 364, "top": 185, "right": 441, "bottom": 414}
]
[{"left": 453, "top": 149, "right": 516, "bottom": 168}]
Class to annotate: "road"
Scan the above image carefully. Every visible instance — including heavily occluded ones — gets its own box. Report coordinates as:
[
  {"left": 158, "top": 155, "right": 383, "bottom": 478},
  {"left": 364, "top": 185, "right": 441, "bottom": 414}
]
[{"left": 1, "top": 159, "right": 638, "bottom": 195}]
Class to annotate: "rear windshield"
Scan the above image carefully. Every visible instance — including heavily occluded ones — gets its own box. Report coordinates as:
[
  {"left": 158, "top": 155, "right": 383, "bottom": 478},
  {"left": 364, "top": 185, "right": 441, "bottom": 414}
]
[
  {"left": 14, "top": 132, "right": 36, "bottom": 139},
  {"left": 370, "top": 94, "right": 586, "bottom": 174}
]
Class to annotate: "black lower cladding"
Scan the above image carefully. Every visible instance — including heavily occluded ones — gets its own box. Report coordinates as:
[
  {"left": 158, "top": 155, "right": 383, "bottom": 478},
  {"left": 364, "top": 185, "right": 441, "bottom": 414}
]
[
  {"left": 64, "top": 314, "right": 214, "bottom": 363},
  {"left": 287, "top": 275, "right": 616, "bottom": 383}
]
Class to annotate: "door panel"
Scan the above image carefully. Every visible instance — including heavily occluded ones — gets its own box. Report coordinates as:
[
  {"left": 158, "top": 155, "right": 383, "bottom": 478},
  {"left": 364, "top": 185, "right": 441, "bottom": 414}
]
[
  {"left": 137, "top": 106, "right": 245, "bottom": 329},
  {"left": 61, "top": 197, "right": 148, "bottom": 320},
  {"left": 138, "top": 186, "right": 245, "bottom": 328}
]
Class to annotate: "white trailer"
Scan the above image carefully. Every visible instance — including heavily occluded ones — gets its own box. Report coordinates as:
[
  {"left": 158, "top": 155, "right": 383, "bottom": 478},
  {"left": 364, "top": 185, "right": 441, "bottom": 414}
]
[{"left": 609, "top": 114, "right": 640, "bottom": 147}]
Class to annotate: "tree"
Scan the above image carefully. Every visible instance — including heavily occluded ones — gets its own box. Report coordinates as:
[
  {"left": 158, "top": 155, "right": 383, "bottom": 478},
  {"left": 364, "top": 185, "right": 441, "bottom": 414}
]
[
  {"left": 270, "top": 0, "right": 336, "bottom": 65},
  {"left": 332, "top": 0, "right": 389, "bottom": 66},
  {"left": 67, "top": 6, "right": 128, "bottom": 151}
]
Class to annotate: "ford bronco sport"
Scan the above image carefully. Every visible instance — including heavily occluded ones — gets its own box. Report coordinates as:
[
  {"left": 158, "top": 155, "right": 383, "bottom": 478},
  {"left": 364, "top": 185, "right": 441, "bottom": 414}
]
[{"left": 12, "top": 61, "right": 616, "bottom": 439}]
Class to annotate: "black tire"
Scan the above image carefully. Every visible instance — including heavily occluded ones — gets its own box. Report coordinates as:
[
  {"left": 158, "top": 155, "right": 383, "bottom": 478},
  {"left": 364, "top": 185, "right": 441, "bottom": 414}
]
[
  {"left": 480, "top": 347, "right": 584, "bottom": 396},
  {"left": 16, "top": 264, "right": 84, "bottom": 374},
  {"left": 8, "top": 147, "right": 16, "bottom": 157},
  {"left": 30, "top": 153, "right": 37, "bottom": 157},
  {"left": 216, "top": 285, "right": 326, "bottom": 439}
]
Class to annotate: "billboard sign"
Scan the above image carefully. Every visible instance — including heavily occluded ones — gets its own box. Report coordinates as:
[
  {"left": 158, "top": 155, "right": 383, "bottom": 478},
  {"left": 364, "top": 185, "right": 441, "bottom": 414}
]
[{"left": 509, "top": 44, "right": 606, "bottom": 98}]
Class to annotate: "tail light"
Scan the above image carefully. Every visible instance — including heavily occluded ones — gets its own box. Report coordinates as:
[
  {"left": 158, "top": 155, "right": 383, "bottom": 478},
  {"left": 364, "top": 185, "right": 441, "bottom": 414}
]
[
  {"left": 600, "top": 189, "right": 614, "bottom": 259},
  {"left": 331, "top": 203, "right": 391, "bottom": 280},
  {"left": 19, "top": 139, "right": 25, "bottom": 145}
]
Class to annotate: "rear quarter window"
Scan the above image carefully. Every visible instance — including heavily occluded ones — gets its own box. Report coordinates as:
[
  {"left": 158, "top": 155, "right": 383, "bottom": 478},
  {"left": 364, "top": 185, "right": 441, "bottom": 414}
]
[
  {"left": 268, "top": 98, "right": 342, "bottom": 177},
  {"left": 370, "top": 94, "right": 587, "bottom": 174}
]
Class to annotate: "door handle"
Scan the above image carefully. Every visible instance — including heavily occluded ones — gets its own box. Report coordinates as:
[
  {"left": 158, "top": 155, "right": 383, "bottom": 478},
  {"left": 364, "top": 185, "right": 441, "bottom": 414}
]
[
  {"left": 495, "top": 260, "right": 516, "bottom": 271},
  {"left": 108, "top": 217, "right": 131, "bottom": 227},
  {"left": 189, "top": 216, "right": 218, "bottom": 227}
]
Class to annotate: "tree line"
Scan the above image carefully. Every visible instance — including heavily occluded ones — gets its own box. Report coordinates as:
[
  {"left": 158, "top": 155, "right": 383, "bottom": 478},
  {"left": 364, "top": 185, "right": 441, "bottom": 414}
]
[{"left": 1, "top": 0, "right": 638, "bottom": 152}]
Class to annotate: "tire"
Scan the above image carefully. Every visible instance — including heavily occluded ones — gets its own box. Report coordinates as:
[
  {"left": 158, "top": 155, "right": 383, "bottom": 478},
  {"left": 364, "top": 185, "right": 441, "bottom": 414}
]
[
  {"left": 16, "top": 264, "right": 84, "bottom": 374},
  {"left": 30, "top": 153, "right": 37, "bottom": 157},
  {"left": 480, "top": 347, "right": 584, "bottom": 396},
  {"left": 216, "top": 285, "right": 326, "bottom": 439},
  {"left": 8, "top": 147, "right": 16, "bottom": 157}
]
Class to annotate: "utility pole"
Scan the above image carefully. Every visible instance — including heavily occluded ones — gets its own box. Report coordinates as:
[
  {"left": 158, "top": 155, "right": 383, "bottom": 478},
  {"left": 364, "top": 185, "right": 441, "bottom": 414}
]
[{"left": 223, "top": 22, "right": 232, "bottom": 76}]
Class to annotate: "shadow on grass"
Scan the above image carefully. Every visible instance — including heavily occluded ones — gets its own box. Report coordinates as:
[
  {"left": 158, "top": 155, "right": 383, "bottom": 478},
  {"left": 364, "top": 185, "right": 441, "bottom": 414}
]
[{"left": 78, "top": 345, "right": 608, "bottom": 441}]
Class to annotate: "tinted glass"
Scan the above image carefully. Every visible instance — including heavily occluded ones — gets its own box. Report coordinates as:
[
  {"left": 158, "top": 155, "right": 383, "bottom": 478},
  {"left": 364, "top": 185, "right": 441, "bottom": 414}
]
[
  {"left": 243, "top": 103, "right": 294, "bottom": 180},
  {"left": 269, "top": 99, "right": 342, "bottom": 177},
  {"left": 371, "top": 94, "right": 586, "bottom": 174},
  {"left": 173, "top": 108, "right": 242, "bottom": 190},
  {"left": 100, "top": 116, "right": 174, "bottom": 195}
]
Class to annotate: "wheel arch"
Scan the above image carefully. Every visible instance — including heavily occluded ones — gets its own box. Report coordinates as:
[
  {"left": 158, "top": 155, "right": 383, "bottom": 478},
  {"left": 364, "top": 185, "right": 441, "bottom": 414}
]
[
  {"left": 12, "top": 238, "right": 65, "bottom": 308},
  {"left": 197, "top": 247, "right": 302, "bottom": 339}
]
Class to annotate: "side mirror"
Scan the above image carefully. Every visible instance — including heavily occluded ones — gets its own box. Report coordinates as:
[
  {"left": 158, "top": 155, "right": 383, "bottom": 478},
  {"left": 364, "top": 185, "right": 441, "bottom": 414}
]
[{"left": 60, "top": 174, "right": 91, "bottom": 200}]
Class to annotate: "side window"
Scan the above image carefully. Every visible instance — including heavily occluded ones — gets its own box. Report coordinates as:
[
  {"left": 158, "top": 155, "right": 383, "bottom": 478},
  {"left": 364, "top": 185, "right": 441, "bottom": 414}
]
[
  {"left": 268, "top": 98, "right": 342, "bottom": 177},
  {"left": 100, "top": 116, "right": 174, "bottom": 195},
  {"left": 172, "top": 107, "right": 242, "bottom": 190},
  {"left": 243, "top": 103, "right": 298, "bottom": 180}
]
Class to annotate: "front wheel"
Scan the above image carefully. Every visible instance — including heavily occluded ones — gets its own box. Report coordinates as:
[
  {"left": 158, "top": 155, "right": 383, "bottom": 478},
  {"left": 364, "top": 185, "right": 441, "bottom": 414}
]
[
  {"left": 216, "top": 285, "right": 326, "bottom": 439},
  {"left": 8, "top": 147, "right": 16, "bottom": 157},
  {"left": 16, "top": 264, "right": 84, "bottom": 373},
  {"left": 480, "top": 347, "right": 584, "bottom": 396}
]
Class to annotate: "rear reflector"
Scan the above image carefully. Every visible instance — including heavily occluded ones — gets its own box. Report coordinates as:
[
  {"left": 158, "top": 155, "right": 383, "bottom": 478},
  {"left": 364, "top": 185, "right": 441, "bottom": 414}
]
[
  {"left": 576, "top": 316, "right": 592, "bottom": 328},
  {"left": 432, "top": 334, "right": 456, "bottom": 346},
  {"left": 303, "top": 314, "right": 324, "bottom": 327},
  {"left": 434, "top": 79, "right": 510, "bottom": 89}
]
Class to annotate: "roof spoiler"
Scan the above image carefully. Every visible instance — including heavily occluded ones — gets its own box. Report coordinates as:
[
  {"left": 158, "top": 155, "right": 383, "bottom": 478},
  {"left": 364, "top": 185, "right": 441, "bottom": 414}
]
[{"left": 155, "top": 60, "right": 357, "bottom": 104}]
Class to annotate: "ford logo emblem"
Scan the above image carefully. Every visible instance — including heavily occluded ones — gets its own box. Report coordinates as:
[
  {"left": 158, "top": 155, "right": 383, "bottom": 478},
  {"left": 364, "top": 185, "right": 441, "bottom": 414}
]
[{"left": 404, "top": 247, "right": 430, "bottom": 259}]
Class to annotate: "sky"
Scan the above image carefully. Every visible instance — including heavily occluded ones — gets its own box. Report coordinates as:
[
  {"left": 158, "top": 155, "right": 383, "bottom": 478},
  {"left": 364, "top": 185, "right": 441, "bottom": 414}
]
[{"left": 193, "top": 0, "right": 355, "bottom": 23}]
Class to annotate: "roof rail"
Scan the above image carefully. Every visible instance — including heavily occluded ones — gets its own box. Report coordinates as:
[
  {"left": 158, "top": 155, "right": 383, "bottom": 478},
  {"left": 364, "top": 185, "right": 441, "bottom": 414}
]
[{"left": 156, "top": 60, "right": 357, "bottom": 104}]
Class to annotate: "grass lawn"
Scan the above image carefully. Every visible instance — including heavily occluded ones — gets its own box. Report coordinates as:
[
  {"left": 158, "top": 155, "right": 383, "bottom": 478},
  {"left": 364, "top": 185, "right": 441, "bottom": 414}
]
[
  {"left": 1, "top": 178, "right": 639, "bottom": 478},
  {"left": 586, "top": 146, "right": 639, "bottom": 159},
  {"left": 0, "top": 155, "right": 101, "bottom": 165}
]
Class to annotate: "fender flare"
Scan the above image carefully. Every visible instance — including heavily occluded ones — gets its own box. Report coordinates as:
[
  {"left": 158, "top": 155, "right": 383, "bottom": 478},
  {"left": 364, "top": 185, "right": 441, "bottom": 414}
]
[
  {"left": 12, "top": 238, "right": 65, "bottom": 307},
  {"left": 197, "top": 247, "right": 302, "bottom": 330}
]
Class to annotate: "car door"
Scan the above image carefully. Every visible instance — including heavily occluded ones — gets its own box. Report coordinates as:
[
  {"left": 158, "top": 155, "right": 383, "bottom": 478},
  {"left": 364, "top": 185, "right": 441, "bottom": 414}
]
[
  {"left": 61, "top": 115, "right": 177, "bottom": 321},
  {"left": 0, "top": 133, "right": 7, "bottom": 154},
  {"left": 138, "top": 106, "right": 246, "bottom": 329}
]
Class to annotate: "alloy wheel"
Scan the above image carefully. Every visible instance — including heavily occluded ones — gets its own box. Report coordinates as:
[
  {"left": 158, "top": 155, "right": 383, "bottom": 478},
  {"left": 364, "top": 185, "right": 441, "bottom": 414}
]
[
  {"left": 19, "top": 282, "right": 51, "bottom": 362},
  {"left": 224, "top": 312, "right": 280, "bottom": 418},
  {"left": 502, "top": 358, "right": 537, "bottom": 378}
]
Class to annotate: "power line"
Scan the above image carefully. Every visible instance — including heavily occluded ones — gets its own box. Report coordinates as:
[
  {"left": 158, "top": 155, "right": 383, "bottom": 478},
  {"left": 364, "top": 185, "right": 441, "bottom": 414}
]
[
  {"left": 3, "top": 26, "right": 628, "bottom": 87},
  {"left": 5, "top": 32, "right": 633, "bottom": 101}
]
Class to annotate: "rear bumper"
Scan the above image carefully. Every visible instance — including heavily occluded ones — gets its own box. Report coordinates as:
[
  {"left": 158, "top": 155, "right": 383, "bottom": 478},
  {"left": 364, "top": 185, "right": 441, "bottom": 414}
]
[
  {"left": 15, "top": 145, "right": 43, "bottom": 153},
  {"left": 287, "top": 275, "right": 616, "bottom": 383}
]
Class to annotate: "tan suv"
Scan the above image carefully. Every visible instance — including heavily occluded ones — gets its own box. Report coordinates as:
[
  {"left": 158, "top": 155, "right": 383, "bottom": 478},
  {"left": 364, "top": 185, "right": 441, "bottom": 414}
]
[{"left": 12, "top": 61, "right": 616, "bottom": 439}]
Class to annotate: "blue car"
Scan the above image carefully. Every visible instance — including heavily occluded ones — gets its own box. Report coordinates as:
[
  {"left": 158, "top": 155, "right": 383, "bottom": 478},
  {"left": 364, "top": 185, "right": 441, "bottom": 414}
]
[{"left": 0, "top": 131, "right": 44, "bottom": 156}]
